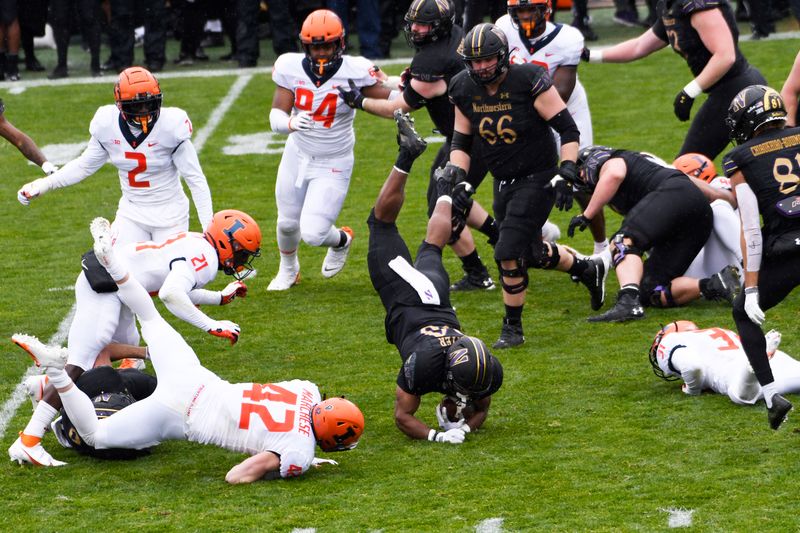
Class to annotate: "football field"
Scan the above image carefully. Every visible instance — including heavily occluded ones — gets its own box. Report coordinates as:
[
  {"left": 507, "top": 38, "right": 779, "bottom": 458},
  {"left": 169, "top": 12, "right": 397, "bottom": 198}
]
[{"left": 1, "top": 37, "right": 799, "bottom": 531}]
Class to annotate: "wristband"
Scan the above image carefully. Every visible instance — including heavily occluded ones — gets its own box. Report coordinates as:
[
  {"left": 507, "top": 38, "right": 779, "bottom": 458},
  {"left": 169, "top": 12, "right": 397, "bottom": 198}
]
[
  {"left": 744, "top": 287, "right": 759, "bottom": 295},
  {"left": 41, "top": 161, "right": 56, "bottom": 175},
  {"left": 427, "top": 429, "right": 438, "bottom": 441},
  {"left": 683, "top": 79, "right": 702, "bottom": 98},
  {"left": 437, "top": 195, "right": 452, "bottom": 204},
  {"left": 589, "top": 50, "right": 603, "bottom": 63}
]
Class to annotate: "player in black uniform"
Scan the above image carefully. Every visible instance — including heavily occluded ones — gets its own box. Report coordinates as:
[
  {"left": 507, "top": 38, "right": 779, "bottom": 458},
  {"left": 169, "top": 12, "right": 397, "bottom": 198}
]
[
  {"left": 572, "top": 146, "right": 740, "bottom": 322},
  {"left": 368, "top": 110, "right": 503, "bottom": 444},
  {"left": 447, "top": 23, "right": 606, "bottom": 349},
  {"left": 339, "top": 0, "right": 499, "bottom": 292},
  {"left": 723, "top": 85, "right": 800, "bottom": 430},
  {"left": 582, "top": 0, "right": 766, "bottom": 160}
]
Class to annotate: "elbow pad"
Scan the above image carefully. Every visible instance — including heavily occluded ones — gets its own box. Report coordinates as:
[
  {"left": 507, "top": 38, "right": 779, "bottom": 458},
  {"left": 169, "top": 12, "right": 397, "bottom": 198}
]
[
  {"left": 402, "top": 83, "right": 427, "bottom": 110},
  {"left": 547, "top": 109, "right": 580, "bottom": 145},
  {"left": 269, "top": 108, "right": 292, "bottom": 134},
  {"left": 450, "top": 131, "right": 473, "bottom": 155}
]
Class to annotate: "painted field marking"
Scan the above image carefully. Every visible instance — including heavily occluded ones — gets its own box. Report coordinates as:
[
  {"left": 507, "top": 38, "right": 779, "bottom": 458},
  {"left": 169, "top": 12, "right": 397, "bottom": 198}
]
[{"left": 661, "top": 507, "right": 695, "bottom": 528}]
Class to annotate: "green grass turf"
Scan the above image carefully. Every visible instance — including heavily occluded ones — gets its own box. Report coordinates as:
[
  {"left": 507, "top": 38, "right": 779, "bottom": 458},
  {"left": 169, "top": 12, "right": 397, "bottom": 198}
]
[{"left": 0, "top": 37, "right": 798, "bottom": 531}]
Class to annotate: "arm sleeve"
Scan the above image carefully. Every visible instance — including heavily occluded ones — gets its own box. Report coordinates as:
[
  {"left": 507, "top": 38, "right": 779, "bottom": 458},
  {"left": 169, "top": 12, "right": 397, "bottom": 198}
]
[
  {"left": 45, "top": 136, "right": 109, "bottom": 189},
  {"left": 735, "top": 182, "right": 762, "bottom": 272},
  {"left": 188, "top": 288, "right": 222, "bottom": 306},
  {"left": 173, "top": 140, "right": 213, "bottom": 231},
  {"left": 158, "top": 261, "right": 217, "bottom": 331}
]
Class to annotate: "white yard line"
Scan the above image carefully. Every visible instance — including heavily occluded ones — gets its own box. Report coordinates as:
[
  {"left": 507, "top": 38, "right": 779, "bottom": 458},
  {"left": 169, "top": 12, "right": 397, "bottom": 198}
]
[
  {"left": 476, "top": 518, "right": 504, "bottom": 532},
  {"left": 193, "top": 73, "right": 253, "bottom": 152}
]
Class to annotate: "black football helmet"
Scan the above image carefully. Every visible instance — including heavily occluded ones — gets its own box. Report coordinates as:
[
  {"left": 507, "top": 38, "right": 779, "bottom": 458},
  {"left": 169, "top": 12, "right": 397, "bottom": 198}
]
[
  {"left": 725, "top": 85, "right": 787, "bottom": 144},
  {"left": 459, "top": 23, "right": 510, "bottom": 85},
  {"left": 576, "top": 145, "right": 615, "bottom": 192},
  {"left": 404, "top": 0, "right": 454, "bottom": 47},
  {"left": 507, "top": 0, "right": 552, "bottom": 39},
  {"left": 445, "top": 336, "right": 502, "bottom": 397}
]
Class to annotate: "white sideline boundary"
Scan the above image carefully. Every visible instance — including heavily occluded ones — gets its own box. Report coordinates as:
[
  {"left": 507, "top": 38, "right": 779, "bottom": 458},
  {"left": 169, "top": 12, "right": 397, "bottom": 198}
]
[{"left": 0, "top": 73, "right": 254, "bottom": 440}]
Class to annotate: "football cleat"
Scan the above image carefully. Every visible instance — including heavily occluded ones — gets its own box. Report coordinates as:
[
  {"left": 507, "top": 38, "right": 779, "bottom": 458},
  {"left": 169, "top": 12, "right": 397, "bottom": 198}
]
[
  {"left": 492, "top": 322, "right": 525, "bottom": 349},
  {"left": 119, "top": 358, "right": 146, "bottom": 371},
  {"left": 321, "top": 227, "right": 354, "bottom": 279},
  {"left": 24, "top": 375, "right": 48, "bottom": 409},
  {"left": 12, "top": 334, "right": 68, "bottom": 370},
  {"left": 767, "top": 394, "right": 792, "bottom": 430},
  {"left": 393, "top": 110, "right": 427, "bottom": 158},
  {"left": 89, "top": 217, "right": 114, "bottom": 268},
  {"left": 267, "top": 262, "right": 301, "bottom": 291},
  {"left": 587, "top": 291, "right": 644, "bottom": 323},
  {"left": 450, "top": 268, "right": 496, "bottom": 291},
  {"left": 578, "top": 255, "right": 608, "bottom": 311},
  {"left": 541, "top": 220, "right": 561, "bottom": 242},
  {"left": 704, "top": 265, "right": 742, "bottom": 304},
  {"left": 8, "top": 436, "right": 66, "bottom": 467}
]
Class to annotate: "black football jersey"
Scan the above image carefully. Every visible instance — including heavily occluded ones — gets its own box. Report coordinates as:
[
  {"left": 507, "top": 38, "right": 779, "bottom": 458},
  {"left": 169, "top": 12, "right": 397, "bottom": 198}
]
[
  {"left": 652, "top": 0, "right": 748, "bottom": 86},
  {"left": 722, "top": 127, "right": 800, "bottom": 240},
  {"left": 407, "top": 25, "right": 466, "bottom": 139},
  {"left": 448, "top": 63, "right": 558, "bottom": 180},
  {"left": 602, "top": 151, "right": 687, "bottom": 214}
]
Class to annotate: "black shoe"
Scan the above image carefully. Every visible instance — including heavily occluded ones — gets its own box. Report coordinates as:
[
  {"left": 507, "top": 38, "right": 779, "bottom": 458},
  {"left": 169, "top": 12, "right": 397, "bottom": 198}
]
[
  {"left": 145, "top": 61, "right": 164, "bottom": 72},
  {"left": 238, "top": 59, "right": 257, "bottom": 68},
  {"left": 25, "top": 58, "right": 45, "bottom": 72},
  {"left": 493, "top": 322, "right": 524, "bottom": 349},
  {"left": 578, "top": 256, "right": 608, "bottom": 311},
  {"left": 174, "top": 54, "right": 194, "bottom": 66},
  {"left": 48, "top": 66, "right": 69, "bottom": 80},
  {"left": 705, "top": 265, "right": 741, "bottom": 304},
  {"left": 587, "top": 292, "right": 644, "bottom": 323},
  {"left": 767, "top": 394, "right": 792, "bottom": 430},
  {"left": 201, "top": 32, "right": 225, "bottom": 48},
  {"left": 194, "top": 47, "right": 209, "bottom": 61},
  {"left": 100, "top": 60, "right": 121, "bottom": 72},
  {"left": 394, "top": 110, "right": 427, "bottom": 159},
  {"left": 450, "top": 269, "right": 496, "bottom": 291},
  {"left": 571, "top": 18, "right": 598, "bottom": 41}
]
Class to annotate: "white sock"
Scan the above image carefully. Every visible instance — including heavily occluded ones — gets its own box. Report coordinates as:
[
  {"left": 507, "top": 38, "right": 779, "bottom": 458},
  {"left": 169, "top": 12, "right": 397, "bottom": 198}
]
[
  {"left": 321, "top": 226, "right": 342, "bottom": 248},
  {"left": 57, "top": 386, "right": 99, "bottom": 447},
  {"left": 762, "top": 382, "right": 778, "bottom": 407},
  {"left": 22, "top": 401, "right": 58, "bottom": 438},
  {"left": 44, "top": 367, "right": 72, "bottom": 390},
  {"left": 276, "top": 223, "right": 301, "bottom": 258}
]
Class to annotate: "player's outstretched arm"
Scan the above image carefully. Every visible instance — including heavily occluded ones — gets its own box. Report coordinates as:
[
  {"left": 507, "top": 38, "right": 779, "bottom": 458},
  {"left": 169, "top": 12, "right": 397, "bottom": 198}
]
[
  {"left": 0, "top": 113, "right": 49, "bottom": 168},
  {"left": 226, "top": 451, "right": 281, "bottom": 484}
]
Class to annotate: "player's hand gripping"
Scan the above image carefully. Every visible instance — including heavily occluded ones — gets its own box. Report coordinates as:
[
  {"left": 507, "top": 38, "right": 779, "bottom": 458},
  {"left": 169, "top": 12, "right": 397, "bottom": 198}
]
[
  {"left": 208, "top": 320, "right": 241, "bottom": 345},
  {"left": 289, "top": 111, "right": 315, "bottom": 132},
  {"left": 220, "top": 281, "right": 248, "bottom": 305},
  {"left": 17, "top": 178, "right": 51, "bottom": 206},
  {"left": 429, "top": 427, "right": 468, "bottom": 444},
  {"left": 743, "top": 287, "right": 765, "bottom": 325},
  {"left": 337, "top": 79, "right": 365, "bottom": 109},
  {"left": 548, "top": 160, "right": 577, "bottom": 211},
  {"left": 435, "top": 404, "right": 467, "bottom": 431}
]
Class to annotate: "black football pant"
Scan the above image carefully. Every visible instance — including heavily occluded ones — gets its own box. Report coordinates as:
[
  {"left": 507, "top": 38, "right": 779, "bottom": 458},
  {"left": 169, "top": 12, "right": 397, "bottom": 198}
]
[
  {"left": 108, "top": 0, "right": 166, "bottom": 68},
  {"left": 51, "top": 0, "right": 101, "bottom": 70}
]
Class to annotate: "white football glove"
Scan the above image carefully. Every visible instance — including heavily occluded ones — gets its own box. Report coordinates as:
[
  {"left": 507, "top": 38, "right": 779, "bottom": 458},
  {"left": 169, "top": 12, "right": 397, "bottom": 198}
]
[
  {"left": 17, "top": 177, "right": 52, "bottom": 206},
  {"left": 207, "top": 319, "right": 241, "bottom": 345},
  {"left": 435, "top": 403, "right": 466, "bottom": 431},
  {"left": 220, "top": 281, "right": 248, "bottom": 305},
  {"left": 41, "top": 161, "right": 58, "bottom": 175},
  {"left": 429, "top": 427, "right": 467, "bottom": 444},
  {"left": 765, "top": 329, "right": 782, "bottom": 358},
  {"left": 289, "top": 111, "right": 315, "bottom": 132},
  {"left": 744, "top": 287, "right": 765, "bottom": 325},
  {"left": 311, "top": 457, "right": 339, "bottom": 468}
]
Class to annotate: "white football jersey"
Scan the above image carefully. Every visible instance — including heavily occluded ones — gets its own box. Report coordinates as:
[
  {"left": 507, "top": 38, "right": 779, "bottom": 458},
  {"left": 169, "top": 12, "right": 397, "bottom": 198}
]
[
  {"left": 272, "top": 53, "right": 379, "bottom": 157},
  {"left": 186, "top": 379, "right": 319, "bottom": 477},
  {"left": 117, "top": 232, "right": 218, "bottom": 292}
]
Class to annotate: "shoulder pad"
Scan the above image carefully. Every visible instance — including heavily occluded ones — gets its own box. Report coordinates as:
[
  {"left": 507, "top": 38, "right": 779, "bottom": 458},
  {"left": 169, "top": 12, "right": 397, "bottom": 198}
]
[{"left": 677, "top": 0, "right": 722, "bottom": 14}]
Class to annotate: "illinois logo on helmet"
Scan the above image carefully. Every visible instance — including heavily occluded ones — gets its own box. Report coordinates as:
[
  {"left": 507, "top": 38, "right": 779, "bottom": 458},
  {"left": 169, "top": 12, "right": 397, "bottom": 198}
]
[
  {"left": 648, "top": 320, "right": 698, "bottom": 381},
  {"left": 299, "top": 9, "right": 346, "bottom": 77},
  {"left": 311, "top": 397, "right": 364, "bottom": 452},
  {"left": 114, "top": 67, "right": 162, "bottom": 134},
  {"left": 673, "top": 153, "right": 717, "bottom": 183},
  {"left": 204, "top": 210, "right": 262, "bottom": 280}
]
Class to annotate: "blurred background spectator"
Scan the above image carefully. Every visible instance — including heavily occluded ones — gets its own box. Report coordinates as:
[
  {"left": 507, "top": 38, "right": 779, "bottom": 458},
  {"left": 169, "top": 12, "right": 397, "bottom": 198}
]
[{"left": 50, "top": 0, "right": 102, "bottom": 78}]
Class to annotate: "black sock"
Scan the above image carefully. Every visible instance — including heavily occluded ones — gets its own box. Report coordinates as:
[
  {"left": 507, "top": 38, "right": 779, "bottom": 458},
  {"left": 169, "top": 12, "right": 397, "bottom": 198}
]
[
  {"left": 460, "top": 249, "right": 483, "bottom": 272},
  {"left": 394, "top": 149, "right": 415, "bottom": 174},
  {"left": 337, "top": 230, "right": 348, "bottom": 248},
  {"left": 619, "top": 284, "right": 640, "bottom": 299},
  {"left": 504, "top": 304, "right": 523, "bottom": 325},
  {"left": 480, "top": 216, "right": 499, "bottom": 246},
  {"left": 568, "top": 256, "right": 589, "bottom": 277},
  {"left": 699, "top": 278, "right": 712, "bottom": 299}
]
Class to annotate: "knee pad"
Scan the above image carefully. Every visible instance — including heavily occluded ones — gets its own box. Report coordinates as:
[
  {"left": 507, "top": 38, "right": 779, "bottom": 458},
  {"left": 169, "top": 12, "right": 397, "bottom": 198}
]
[
  {"left": 277, "top": 219, "right": 300, "bottom": 236},
  {"left": 497, "top": 260, "right": 529, "bottom": 294},
  {"left": 611, "top": 233, "right": 643, "bottom": 267},
  {"left": 533, "top": 241, "right": 560, "bottom": 270},
  {"left": 646, "top": 282, "right": 676, "bottom": 308}
]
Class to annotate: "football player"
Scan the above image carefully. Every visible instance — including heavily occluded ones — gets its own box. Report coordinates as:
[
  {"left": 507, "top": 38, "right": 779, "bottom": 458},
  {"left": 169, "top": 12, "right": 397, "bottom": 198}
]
[
  {"left": 266, "top": 9, "right": 391, "bottom": 290},
  {"left": 572, "top": 146, "right": 740, "bottom": 322},
  {"left": 12, "top": 219, "right": 363, "bottom": 482},
  {"left": 582, "top": 0, "right": 766, "bottom": 160},
  {"left": 649, "top": 321, "right": 800, "bottom": 408},
  {"left": 8, "top": 210, "right": 261, "bottom": 467},
  {"left": 723, "top": 85, "right": 800, "bottom": 430},
  {"left": 0, "top": 98, "right": 57, "bottom": 174},
  {"left": 338, "top": 0, "right": 499, "bottom": 292},
  {"left": 780, "top": 49, "right": 800, "bottom": 127},
  {"left": 447, "top": 23, "right": 607, "bottom": 349},
  {"left": 497, "top": 0, "right": 608, "bottom": 257},
  {"left": 368, "top": 110, "right": 503, "bottom": 443},
  {"left": 17, "top": 67, "right": 213, "bottom": 245}
]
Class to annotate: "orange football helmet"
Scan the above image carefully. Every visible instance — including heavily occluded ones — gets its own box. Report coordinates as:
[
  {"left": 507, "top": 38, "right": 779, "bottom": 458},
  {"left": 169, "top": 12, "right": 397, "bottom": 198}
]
[
  {"left": 114, "top": 67, "right": 162, "bottom": 134},
  {"left": 300, "top": 10, "right": 346, "bottom": 77},
  {"left": 648, "top": 320, "right": 699, "bottom": 381},
  {"left": 673, "top": 153, "right": 717, "bottom": 183},
  {"left": 507, "top": 0, "right": 552, "bottom": 39},
  {"left": 204, "top": 210, "right": 262, "bottom": 280},
  {"left": 311, "top": 397, "right": 364, "bottom": 452}
]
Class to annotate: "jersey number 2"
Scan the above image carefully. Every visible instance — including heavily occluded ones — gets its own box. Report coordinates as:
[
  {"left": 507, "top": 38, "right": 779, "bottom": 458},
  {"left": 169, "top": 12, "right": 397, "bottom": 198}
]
[
  {"left": 239, "top": 383, "right": 297, "bottom": 432},
  {"left": 125, "top": 152, "right": 150, "bottom": 188},
  {"left": 295, "top": 88, "right": 337, "bottom": 128}
]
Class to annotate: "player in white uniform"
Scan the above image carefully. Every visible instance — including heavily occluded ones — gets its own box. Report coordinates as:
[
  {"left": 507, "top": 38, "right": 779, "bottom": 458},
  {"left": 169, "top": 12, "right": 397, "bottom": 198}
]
[
  {"left": 17, "top": 67, "right": 213, "bottom": 245},
  {"left": 267, "top": 10, "right": 390, "bottom": 290},
  {"left": 8, "top": 211, "right": 261, "bottom": 467},
  {"left": 12, "top": 219, "right": 364, "bottom": 482},
  {"left": 673, "top": 153, "right": 743, "bottom": 281},
  {"left": 496, "top": 0, "right": 608, "bottom": 254},
  {"left": 649, "top": 320, "right": 800, "bottom": 407}
]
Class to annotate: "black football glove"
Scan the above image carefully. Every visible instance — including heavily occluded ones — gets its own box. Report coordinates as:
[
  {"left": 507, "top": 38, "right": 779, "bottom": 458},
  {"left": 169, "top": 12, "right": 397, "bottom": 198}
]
[
  {"left": 567, "top": 214, "right": 591, "bottom": 238},
  {"left": 434, "top": 163, "right": 466, "bottom": 198},
  {"left": 338, "top": 79, "right": 365, "bottom": 109},
  {"left": 398, "top": 67, "right": 412, "bottom": 91},
  {"left": 452, "top": 181, "right": 475, "bottom": 219},
  {"left": 673, "top": 90, "right": 694, "bottom": 122},
  {"left": 548, "top": 160, "right": 577, "bottom": 211},
  {"left": 580, "top": 47, "right": 591, "bottom": 62}
]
